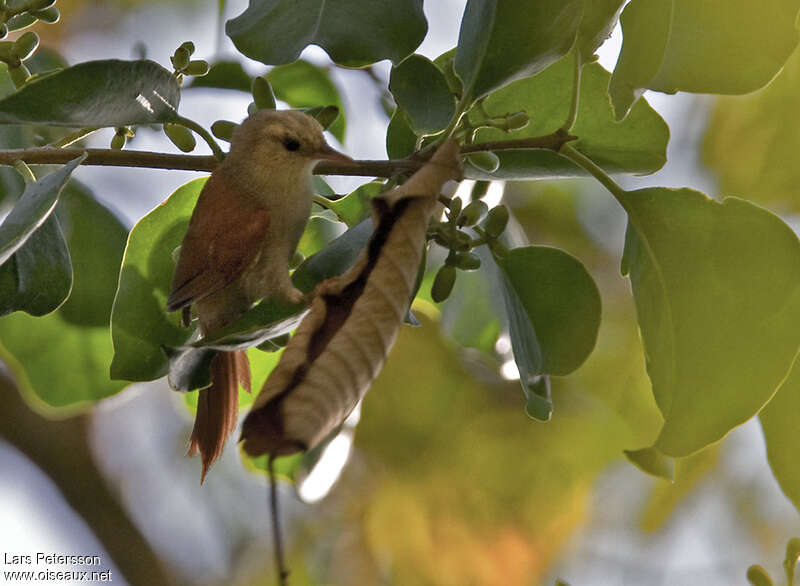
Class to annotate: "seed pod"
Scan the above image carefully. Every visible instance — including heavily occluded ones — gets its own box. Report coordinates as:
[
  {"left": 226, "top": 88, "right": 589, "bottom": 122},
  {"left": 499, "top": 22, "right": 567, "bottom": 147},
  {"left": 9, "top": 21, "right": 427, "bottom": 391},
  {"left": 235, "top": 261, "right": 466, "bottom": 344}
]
[
  {"left": 110, "top": 133, "right": 126, "bottom": 150},
  {"left": 466, "top": 151, "right": 500, "bottom": 173},
  {"left": 453, "top": 251, "right": 481, "bottom": 271},
  {"left": 6, "top": 13, "right": 36, "bottom": 32},
  {"left": 484, "top": 205, "right": 509, "bottom": 238},
  {"left": 30, "top": 6, "right": 59, "bottom": 23},
  {"left": 470, "top": 180, "right": 490, "bottom": 200},
  {"left": 8, "top": 63, "right": 30, "bottom": 88},
  {"left": 431, "top": 265, "right": 457, "bottom": 302},
  {"left": 458, "top": 199, "right": 488, "bottom": 227},
  {"left": 12, "top": 31, "right": 38, "bottom": 61},
  {"left": 211, "top": 120, "right": 237, "bottom": 142},
  {"left": 505, "top": 111, "right": 529, "bottom": 131},
  {"left": 163, "top": 123, "right": 196, "bottom": 153},
  {"left": 251, "top": 76, "right": 276, "bottom": 109},
  {"left": 184, "top": 60, "right": 209, "bottom": 77},
  {"left": 170, "top": 48, "right": 190, "bottom": 71}
]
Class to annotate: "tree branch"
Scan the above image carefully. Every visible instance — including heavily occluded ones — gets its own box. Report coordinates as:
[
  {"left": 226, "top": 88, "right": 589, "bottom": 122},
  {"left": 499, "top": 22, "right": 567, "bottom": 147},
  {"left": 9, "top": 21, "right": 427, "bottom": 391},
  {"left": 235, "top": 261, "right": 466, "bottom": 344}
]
[
  {"left": 0, "top": 371, "right": 176, "bottom": 586},
  {"left": 0, "top": 131, "right": 574, "bottom": 178}
]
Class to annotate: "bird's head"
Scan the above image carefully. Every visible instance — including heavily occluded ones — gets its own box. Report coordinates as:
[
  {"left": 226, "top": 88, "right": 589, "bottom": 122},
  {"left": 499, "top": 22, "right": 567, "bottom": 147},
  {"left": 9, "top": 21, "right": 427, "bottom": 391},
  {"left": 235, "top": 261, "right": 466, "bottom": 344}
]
[{"left": 227, "top": 109, "right": 353, "bottom": 179}]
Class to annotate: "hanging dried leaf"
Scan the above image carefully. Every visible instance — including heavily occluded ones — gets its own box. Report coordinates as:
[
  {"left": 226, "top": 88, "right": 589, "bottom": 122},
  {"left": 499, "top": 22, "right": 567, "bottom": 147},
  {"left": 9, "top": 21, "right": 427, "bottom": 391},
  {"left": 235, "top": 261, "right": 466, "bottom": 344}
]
[{"left": 241, "top": 140, "right": 461, "bottom": 457}]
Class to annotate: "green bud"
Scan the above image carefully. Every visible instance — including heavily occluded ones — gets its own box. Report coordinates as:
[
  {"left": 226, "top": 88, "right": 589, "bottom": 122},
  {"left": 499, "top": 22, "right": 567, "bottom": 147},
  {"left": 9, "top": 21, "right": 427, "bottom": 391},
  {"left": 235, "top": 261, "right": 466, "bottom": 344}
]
[
  {"left": 466, "top": 151, "right": 500, "bottom": 173},
  {"left": 6, "top": 13, "right": 36, "bottom": 32},
  {"left": 179, "top": 41, "right": 195, "bottom": 56},
  {"left": 304, "top": 105, "right": 339, "bottom": 130},
  {"left": 12, "top": 31, "right": 38, "bottom": 61},
  {"left": 110, "top": 133, "right": 126, "bottom": 150},
  {"left": 484, "top": 205, "right": 509, "bottom": 238},
  {"left": 8, "top": 63, "right": 29, "bottom": 88},
  {"left": 184, "top": 60, "right": 209, "bottom": 77},
  {"left": 452, "top": 229, "right": 472, "bottom": 252},
  {"left": 458, "top": 199, "right": 488, "bottom": 227},
  {"left": 431, "top": 265, "right": 456, "bottom": 303},
  {"left": 470, "top": 180, "right": 490, "bottom": 200},
  {"left": 746, "top": 565, "right": 773, "bottom": 586},
  {"left": 30, "top": 6, "right": 59, "bottom": 23},
  {"left": 211, "top": 120, "right": 237, "bottom": 142},
  {"left": 453, "top": 252, "right": 481, "bottom": 271},
  {"left": 251, "top": 76, "right": 276, "bottom": 109},
  {"left": 447, "top": 196, "right": 462, "bottom": 219},
  {"left": 170, "top": 47, "right": 190, "bottom": 71},
  {"left": 505, "top": 111, "right": 529, "bottom": 131},
  {"left": 0, "top": 23, "right": 8, "bottom": 40},
  {"left": 163, "top": 123, "right": 196, "bottom": 153}
]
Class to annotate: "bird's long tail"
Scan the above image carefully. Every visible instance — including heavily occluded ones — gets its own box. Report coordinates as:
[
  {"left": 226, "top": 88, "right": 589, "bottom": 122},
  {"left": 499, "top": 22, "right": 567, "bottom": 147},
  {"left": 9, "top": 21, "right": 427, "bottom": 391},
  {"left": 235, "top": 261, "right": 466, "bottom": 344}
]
[{"left": 188, "top": 349, "right": 251, "bottom": 481}]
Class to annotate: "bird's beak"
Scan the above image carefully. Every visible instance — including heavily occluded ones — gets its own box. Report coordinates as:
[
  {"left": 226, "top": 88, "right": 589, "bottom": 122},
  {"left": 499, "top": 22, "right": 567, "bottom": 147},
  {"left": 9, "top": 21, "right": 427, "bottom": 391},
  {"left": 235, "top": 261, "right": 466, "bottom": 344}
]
[{"left": 314, "top": 142, "right": 356, "bottom": 166}]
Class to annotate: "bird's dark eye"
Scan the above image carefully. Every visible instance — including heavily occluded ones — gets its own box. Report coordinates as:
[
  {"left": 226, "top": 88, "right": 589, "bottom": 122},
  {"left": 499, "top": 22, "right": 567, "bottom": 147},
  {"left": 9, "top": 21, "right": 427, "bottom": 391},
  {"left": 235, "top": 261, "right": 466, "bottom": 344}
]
[{"left": 282, "top": 137, "right": 301, "bottom": 151}]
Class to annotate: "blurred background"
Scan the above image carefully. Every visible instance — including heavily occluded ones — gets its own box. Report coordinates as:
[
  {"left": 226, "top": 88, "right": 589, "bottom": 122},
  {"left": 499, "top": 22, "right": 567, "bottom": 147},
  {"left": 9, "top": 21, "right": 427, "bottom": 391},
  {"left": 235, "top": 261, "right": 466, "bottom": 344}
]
[{"left": 1, "top": 0, "right": 799, "bottom": 584}]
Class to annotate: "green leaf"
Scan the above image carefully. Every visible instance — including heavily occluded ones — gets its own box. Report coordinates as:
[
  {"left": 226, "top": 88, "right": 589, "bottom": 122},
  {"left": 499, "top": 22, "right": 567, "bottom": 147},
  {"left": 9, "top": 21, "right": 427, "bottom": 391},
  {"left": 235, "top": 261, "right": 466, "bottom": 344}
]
[
  {"left": 471, "top": 56, "right": 669, "bottom": 180},
  {"left": 386, "top": 108, "right": 417, "bottom": 159},
  {"left": 610, "top": 0, "right": 800, "bottom": 120},
  {"left": 620, "top": 188, "right": 800, "bottom": 456},
  {"left": 110, "top": 179, "right": 204, "bottom": 381},
  {"left": 322, "top": 182, "right": 382, "bottom": 227},
  {"left": 496, "top": 245, "right": 602, "bottom": 418},
  {"left": 227, "top": 0, "right": 427, "bottom": 68},
  {"left": 746, "top": 565, "right": 774, "bottom": 586},
  {"left": 577, "top": 0, "right": 625, "bottom": 61},
  {"left": 0, "top": 154, "right": 85, "bottom": 266},
  {"left": 624, "top": 446, "right": 674, "bottom": 481},
  {"left": 189, "top": 60, "right": 254, "bottom": 92},
  {"left": 454, "top": 0, "right": 583, "bottom": 101},
  {"left": 0, "top": 184, "right": 128, "bottom": 410},
  {"left": 0, "top": 215, "right": 71, "bottom": 316},
  {"left": 389, "top": 54, "right": 455, "bottom": 134},
  {"left": 759, "top": 357, "right": 800, "bottom": 512},
  {"left": 267, "top": 60, "right": 345, "bottom": 142},
  {"left": 0, "top": 59, "right": 180, "bottom": 126}
]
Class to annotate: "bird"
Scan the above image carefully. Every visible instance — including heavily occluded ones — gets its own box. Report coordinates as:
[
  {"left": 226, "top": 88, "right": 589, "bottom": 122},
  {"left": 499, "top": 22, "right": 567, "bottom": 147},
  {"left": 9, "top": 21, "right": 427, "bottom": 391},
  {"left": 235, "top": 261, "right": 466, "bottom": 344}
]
[{"left": 166, "top": 109, "right": 353, "bottom": 480}]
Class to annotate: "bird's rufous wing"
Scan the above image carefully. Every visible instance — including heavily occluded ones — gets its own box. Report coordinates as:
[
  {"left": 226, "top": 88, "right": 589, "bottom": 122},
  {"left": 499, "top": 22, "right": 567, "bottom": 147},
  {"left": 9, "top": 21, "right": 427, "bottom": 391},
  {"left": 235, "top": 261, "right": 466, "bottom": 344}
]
[{"left": 167, "top": 174, "right": 270, "bottom": 312}]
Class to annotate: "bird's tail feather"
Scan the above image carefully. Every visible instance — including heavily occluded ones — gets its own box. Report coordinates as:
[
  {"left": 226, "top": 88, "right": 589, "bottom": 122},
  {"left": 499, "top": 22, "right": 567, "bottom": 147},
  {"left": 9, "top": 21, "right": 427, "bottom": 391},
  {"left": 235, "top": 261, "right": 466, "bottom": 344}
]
[{"left": 187, "top": 350, "right": 251, "bottom": 482}]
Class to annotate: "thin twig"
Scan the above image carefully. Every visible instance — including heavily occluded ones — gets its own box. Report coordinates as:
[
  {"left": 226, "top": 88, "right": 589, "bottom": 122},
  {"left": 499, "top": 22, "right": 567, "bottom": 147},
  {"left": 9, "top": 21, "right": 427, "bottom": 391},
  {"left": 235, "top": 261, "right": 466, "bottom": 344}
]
[{"left": 268, "top": 455, "right": 290, "bottom": 586}]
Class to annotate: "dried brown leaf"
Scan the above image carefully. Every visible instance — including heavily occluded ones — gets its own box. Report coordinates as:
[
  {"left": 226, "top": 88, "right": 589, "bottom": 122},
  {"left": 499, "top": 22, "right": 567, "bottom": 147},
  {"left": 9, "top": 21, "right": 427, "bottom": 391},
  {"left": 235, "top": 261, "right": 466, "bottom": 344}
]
[{"left": 241, "top": 140, "right": 461, "bottom": 457}]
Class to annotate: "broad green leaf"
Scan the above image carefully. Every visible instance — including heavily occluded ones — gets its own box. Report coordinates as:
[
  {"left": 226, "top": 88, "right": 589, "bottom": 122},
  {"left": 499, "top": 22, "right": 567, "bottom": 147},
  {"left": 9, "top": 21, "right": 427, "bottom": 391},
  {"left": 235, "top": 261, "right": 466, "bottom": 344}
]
[
  {"left": 496, "top": 245, "right": 602, "bottom": 419},
  {"left": 227, "top": 0, "right": 426, "bottom": 68},
  {"left": 0, "top": 59, "right": 180, "bottom": 126},
  {"left": 620, "top": 188, "right": 800, "bottom": 456},
  {"left": 267, "top": 60, "right": 345, "bottom": 142},
  {"left": 0, "top": 154, "right": 85, "bottom": 266},
  {"left": 624, "top": 446, "right": 674, "bottom": 481},
  {"left": 454, "top": 0, "right": 583, "bottom": 101},
  {"left": 759, "top": 357, "right": 800, "bottom": 512},
  {"left": 386, "top": 108, "right": 417, "bottom": 159},
  {"left": 0, "top": 184, "right": 128, "bottom": 410},
  {"left": 189, "top": 60, "right": 253, "bottom": 92},
  {"left": 577, "top": 0, "right": 625, "bottom": 61},
  {"left": 610, "top": 0, "right": 800, "bottom": 120},
  {"left": 0, "top": 215, "right": 71, "bottom": 316},
  {"left": 322, "top": 182, "right": 382, "bottom": 227},
  {"left": 389, "top": 54, "right": 455, "bottom": 134},
  {"left": 470, "top": 56, "right": 669, "bottom": 180},
  {"left": 110, "top": 179, "right": 204, "bottom": 382}
]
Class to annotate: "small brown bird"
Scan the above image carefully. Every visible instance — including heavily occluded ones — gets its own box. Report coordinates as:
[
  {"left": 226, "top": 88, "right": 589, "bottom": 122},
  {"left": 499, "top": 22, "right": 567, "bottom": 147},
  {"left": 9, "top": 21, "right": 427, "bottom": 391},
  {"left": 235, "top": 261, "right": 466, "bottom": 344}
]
[{"left": 166, "top": 109, "right": 353, "bottom": 480}]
